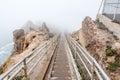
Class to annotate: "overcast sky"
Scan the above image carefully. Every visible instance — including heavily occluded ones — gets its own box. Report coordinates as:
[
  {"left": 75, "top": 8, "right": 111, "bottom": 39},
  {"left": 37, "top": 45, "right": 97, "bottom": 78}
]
[{"left": 0, "top": 0, "right": 102, "bottom": 47}]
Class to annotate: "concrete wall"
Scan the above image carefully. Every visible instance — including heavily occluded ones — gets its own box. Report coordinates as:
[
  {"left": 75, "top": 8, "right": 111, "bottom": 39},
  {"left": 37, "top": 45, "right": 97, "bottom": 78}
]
[{"left": 97, "top": 14, "right": 120, "bottom": 40}]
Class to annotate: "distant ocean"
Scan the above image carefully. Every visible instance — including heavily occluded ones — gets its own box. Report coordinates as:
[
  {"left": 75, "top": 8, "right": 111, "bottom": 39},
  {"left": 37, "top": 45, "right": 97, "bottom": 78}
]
[{"left": 0, "top": 43, "right": 14, "bottom": 66}]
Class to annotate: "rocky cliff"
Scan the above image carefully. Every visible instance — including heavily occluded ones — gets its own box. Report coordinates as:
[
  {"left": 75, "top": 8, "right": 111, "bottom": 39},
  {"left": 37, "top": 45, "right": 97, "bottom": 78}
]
[
  {"left": 72, "top": 16, "right": 120, "bottom": 80},
  {"left": 39, "top": 22, "right": 49, "bottom": 33},
  {"left": 2, "top": 22, "right": 51, "bottom": 72},
  {"left": 13, "top": 29, "right": 25, "bottom": 54},
  {"left": 13, "top": 22, "right": 50, "bottom": 54}
]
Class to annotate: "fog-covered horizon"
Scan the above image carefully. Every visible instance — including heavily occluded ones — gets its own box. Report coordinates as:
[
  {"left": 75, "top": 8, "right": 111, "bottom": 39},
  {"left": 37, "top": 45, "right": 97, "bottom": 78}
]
[{"left": 0, "top": 0, "right": 102, "bottom": 48}]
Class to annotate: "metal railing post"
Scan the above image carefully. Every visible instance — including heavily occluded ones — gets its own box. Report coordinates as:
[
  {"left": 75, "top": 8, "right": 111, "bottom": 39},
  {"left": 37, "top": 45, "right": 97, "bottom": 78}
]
[
  {"left": 46, "top": 41, "right": 49, "bottom": 61},
  {"left": 97, "top": 0, "right": 104, "bottom": 16},
  {"left": 67, "top": 35, "right": 110, "bottom": 80},
  {"left": 91, "top": 61, "right": 95, "bottom": 80},
  {"left": 23, "top": 59, "right": 28, "bottom": 80},
  {"left": 113, "top": 0, "right": 119, "bottom": 21},
  {"left": 75, "top": 42, "right": 77, "bottom": 61},
  {"left": 102, "top": 0, "right": 106, "bottom": 14}
]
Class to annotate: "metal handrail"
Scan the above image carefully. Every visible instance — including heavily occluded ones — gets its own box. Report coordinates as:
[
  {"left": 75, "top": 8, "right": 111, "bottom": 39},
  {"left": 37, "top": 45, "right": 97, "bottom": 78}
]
[
  {"left": 0, "top": 40, "right": 50, "bottom": 79},
  {"left": 28, "top": 42, "right": 52, "bottom": 75},
  {"left": 71, "top": 38, "right": 110, "bottom": 80},
  {"left": 66, "top": 35, "right": 110, "bottom": 80},
  {"left": 70, "top": 41, "right": 102, "bottom": 79},
  {"left": 64, "top": 35, "right": 81, "bottom": 80},
  {"left": 9, "top": 42, "right": 52, "bottom": 80},
  {"left": 0, "top": 35, "right": 59, "bottom": 80},
  {"left": 68, "top": 38, "right": 93, "bottom": 79}
]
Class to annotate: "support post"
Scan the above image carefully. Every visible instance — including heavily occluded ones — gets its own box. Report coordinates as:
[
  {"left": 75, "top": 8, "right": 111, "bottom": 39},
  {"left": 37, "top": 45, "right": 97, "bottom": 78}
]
[
  {"left": 75, "top": 42, "right": 77, "bottom": 62},
  {"left": 102, "top": 0, "right": 106, "bottom": 14},
  {"left": 113, "top": 0, "right": 119, "bottom": 21},
  {"left": 91, "top": 61, "right": 95, "bottom": 80},
  {"left": 97, "top": 0, "right": 104, "bottom": 16},
  {"left": 23, "top": 59, "right": 28, "bottom": 80}
]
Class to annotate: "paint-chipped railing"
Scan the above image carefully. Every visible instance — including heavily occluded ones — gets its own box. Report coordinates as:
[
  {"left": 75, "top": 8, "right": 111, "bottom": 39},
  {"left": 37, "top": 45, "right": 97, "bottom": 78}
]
[
  {"left": 66, "top": 34, "right": 110, "bottom": 80},
  {"left": 0, "top": 35, "right": 59, "bottom": 80}
]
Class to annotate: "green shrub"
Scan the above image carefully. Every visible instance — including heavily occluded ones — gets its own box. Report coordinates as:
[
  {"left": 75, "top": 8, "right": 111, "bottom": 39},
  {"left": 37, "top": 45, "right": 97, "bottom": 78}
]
[
  {"left": 81, "top": 77, "right": 87, "bottom": 80},
  {"left": 13, "top": 75, "right": 23, "bottom": 80},
  {"left": 105, "top": 46, "right": 116, "bottom": 56},
  {"left": 108, "top": 62, "right": 118, "bottom": 72},
  {"left": 78, "top": 67, "right": 83, "bottom": 74}
]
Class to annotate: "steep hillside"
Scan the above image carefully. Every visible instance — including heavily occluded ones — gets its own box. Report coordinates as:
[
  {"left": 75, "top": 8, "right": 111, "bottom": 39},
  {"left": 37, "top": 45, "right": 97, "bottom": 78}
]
[
  {"left": 1, "top": 22, "right": 52, "bottom": 73},
  {"left": 72, "top": 17, "right": 120, "bottom": 80}
]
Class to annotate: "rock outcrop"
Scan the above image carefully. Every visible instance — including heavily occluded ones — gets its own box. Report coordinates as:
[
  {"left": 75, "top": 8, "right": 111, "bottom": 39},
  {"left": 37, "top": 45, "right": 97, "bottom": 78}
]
[
  {"left": 22, "top": 21, "right": 39, "bottom": 33},
  {"left": 23, "top": 28, "right": 49, "bottom": 52},
  {"left": 13, "top": 22, "right": 50, "bottom": 55},
  {"left": 2, "top": 22, "right": 51, "bottom": 73},
  {"left": 81, "top": 17, "right": 120, "bottom": 62},
  {"left": 13, "top": 29, "right": 25, "bottom": 54},
  {"left": 71, "top": 30, "right": 79, "bottom": 41},
  {"left": 72, "top": 16, "right": 120, "bottom": 80},
  {"left": 39, "top": 22, "right": 49, "bottom": 33}
]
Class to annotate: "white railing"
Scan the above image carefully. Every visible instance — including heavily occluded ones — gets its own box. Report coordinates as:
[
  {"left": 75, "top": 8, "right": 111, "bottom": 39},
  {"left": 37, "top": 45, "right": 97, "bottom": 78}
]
[
  {"left": 0, "top": 35, "right": 59, "bottom": 80},
  {"left": 66, "top": 34, "right": 110, "bottom": 80},
  {"left": 64, "top": 35, "right": 82, "bottom": 80}
]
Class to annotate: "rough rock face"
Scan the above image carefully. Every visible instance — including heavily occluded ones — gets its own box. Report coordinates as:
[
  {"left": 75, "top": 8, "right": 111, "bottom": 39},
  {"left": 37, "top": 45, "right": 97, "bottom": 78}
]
[
  {"left": 39, "top": 22, "right": 49, "bottom": 33},
  {"left": 13, "top": 29, "right": 25, "bottom": 54},
  {"left": 78, "top": 29, "right": 86, "bottom": 48},
  {"left": 71, "top": 30, "right": 79, "bottom": 41},
  {"left": 3, "top": 23, "right": 50, "bottom": 72},
  {"left": 13, "top": 29, "right": 24, "bottom": 40},
  {"left": 22, "top": 21, "right": 39, "bottom": 33},
  {"left": 73, "top": 16, "right": 120, "bottom": 80},
  {"left": 13, "top": 23, "right": 50, "bottom": 54},
  {"left": 79, "top": 17, "right": 118, "bottom": 61},
  {"left": 23, "top": 28, "right": 49, "bottom": 51}
]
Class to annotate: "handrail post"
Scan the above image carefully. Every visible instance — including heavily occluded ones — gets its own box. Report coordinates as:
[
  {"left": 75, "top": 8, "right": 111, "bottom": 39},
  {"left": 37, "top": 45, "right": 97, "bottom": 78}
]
[
  {"left": 113, "top": 0, "right": 119, "bottom": 21},
  {"left": 91, "top": 61, "right": 95, "bottom": 80},
  {"left": 75, "top": 42, "right": 77, "bottom": 61},
  {"left": 23, "top": 59, "right": 28, "bottom": 80},
  {"left": 68, "top": 35, "right": 110, "bottom": 80}
]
